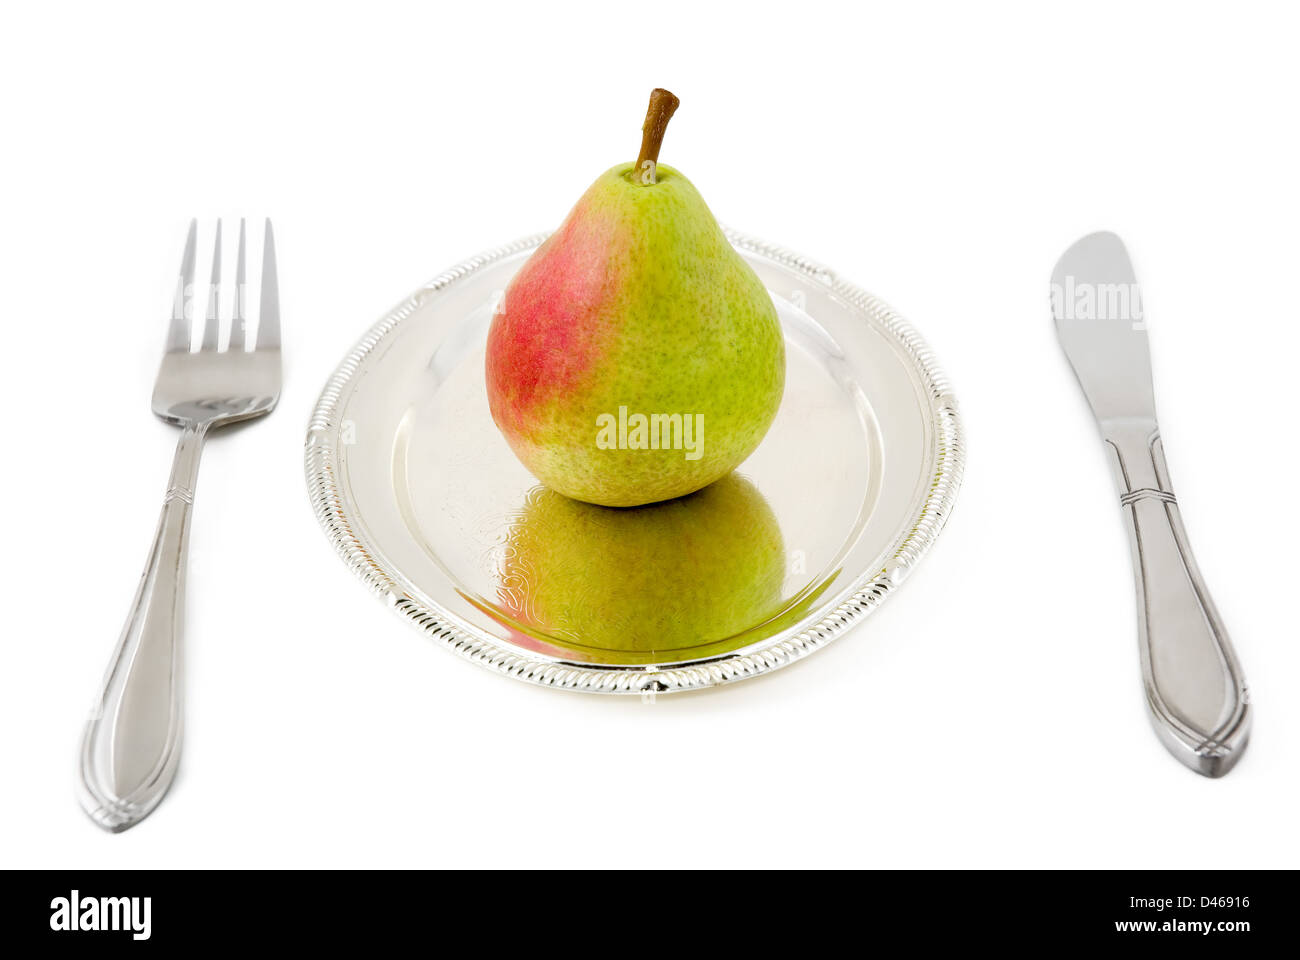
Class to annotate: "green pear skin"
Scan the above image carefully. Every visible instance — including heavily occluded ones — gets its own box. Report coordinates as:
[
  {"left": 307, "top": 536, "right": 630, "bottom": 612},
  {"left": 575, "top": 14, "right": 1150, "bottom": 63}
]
[
  {"left": 495, "top": 475, "right": 787, "bottom": 663},
  {"left": 485, "top": 160, "right": 785, "bottom": 507}
]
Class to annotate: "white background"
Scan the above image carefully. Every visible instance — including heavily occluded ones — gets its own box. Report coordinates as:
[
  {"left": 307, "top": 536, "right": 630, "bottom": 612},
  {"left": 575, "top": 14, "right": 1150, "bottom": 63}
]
[{"left": 3, "top": 1, "right": 1297, "bottom": 869}]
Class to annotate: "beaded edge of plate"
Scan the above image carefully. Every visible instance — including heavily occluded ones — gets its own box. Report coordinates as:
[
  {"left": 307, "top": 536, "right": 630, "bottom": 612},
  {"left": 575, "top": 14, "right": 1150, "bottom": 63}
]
[{"left": 304, "top": 230, "right": 965, "bottom": 694}]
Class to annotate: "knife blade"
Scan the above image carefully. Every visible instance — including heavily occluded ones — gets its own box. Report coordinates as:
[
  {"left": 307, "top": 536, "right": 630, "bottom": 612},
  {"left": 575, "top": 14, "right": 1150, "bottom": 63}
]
[{"left": 1052, "top": 231, "right": 1250, "bottom": 777}]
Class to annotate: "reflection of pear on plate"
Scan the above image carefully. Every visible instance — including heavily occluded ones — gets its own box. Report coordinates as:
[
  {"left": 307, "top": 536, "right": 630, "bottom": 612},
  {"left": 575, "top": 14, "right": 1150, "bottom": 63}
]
[{"left": 491, "top": 474, "right": 787, "bottom": 665}]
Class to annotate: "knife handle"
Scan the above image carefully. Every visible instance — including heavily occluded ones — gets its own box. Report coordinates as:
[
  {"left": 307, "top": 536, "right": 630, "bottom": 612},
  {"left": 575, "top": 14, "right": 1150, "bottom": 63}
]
[{"left": 1102, "top": 419, "right": 1250, "bottom": 777}]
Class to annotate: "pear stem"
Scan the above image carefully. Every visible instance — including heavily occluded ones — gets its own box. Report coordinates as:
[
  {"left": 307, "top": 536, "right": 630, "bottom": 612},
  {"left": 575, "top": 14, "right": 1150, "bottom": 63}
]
[{"left": 633, "top": 88, "right": 680, "bottom": 185}]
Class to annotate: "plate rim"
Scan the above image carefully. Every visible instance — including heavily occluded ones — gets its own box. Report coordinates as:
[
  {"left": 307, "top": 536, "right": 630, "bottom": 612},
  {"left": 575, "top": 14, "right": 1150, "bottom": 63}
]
[{"left": 304, "top": 229, "right": 965, "bottom": 694}]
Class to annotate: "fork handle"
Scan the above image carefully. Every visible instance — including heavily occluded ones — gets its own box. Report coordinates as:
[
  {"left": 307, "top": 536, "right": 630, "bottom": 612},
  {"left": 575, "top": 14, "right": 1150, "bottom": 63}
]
[
  {"left": 1103, "top": 419, "right": 1250, "bottom": 777},
  {"left": 79, "top": 422, "right": 207, "bottom": 830}
]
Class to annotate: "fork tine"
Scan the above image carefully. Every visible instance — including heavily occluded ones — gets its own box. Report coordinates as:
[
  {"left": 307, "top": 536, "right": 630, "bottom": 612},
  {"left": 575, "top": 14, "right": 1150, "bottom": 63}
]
[
  {"left": 257, "top": 219, "right": 280, "bottom": 350},
  {"left": 166, "top": 219, "right": 197, "bottom": 351},
  {"left": 231, "top": 218, "right": 247, "bottom": 351},
  {"left": 201, "top": 219, "right": 223, "bottom": 351}
]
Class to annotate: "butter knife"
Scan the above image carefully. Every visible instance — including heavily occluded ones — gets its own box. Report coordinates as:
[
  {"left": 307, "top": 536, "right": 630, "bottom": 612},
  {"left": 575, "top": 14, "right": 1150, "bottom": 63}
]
[{"left": 1051, "top": 231, "right": 1250, "bottom": 777}]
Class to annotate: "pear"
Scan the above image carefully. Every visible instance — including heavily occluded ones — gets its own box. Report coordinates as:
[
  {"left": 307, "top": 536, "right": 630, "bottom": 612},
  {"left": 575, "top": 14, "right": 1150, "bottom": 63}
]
[
  {"left": 492, "top": 475, "right": 787, "bottom": 664},
  {"left": 486, "top": 89, "right": 785, "bottom": 507}
]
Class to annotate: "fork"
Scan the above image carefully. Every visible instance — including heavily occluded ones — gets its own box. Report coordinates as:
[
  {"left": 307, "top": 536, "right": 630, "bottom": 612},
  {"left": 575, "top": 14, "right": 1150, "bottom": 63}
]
[{"left": 78, "top": 219, "right": 282, "bottom": 831}]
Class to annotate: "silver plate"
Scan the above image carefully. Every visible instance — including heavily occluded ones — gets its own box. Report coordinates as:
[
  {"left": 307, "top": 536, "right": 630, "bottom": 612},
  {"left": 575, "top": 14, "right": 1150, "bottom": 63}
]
[{"left": 305, "top": 231, "right": 964, "bottom": 694}]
